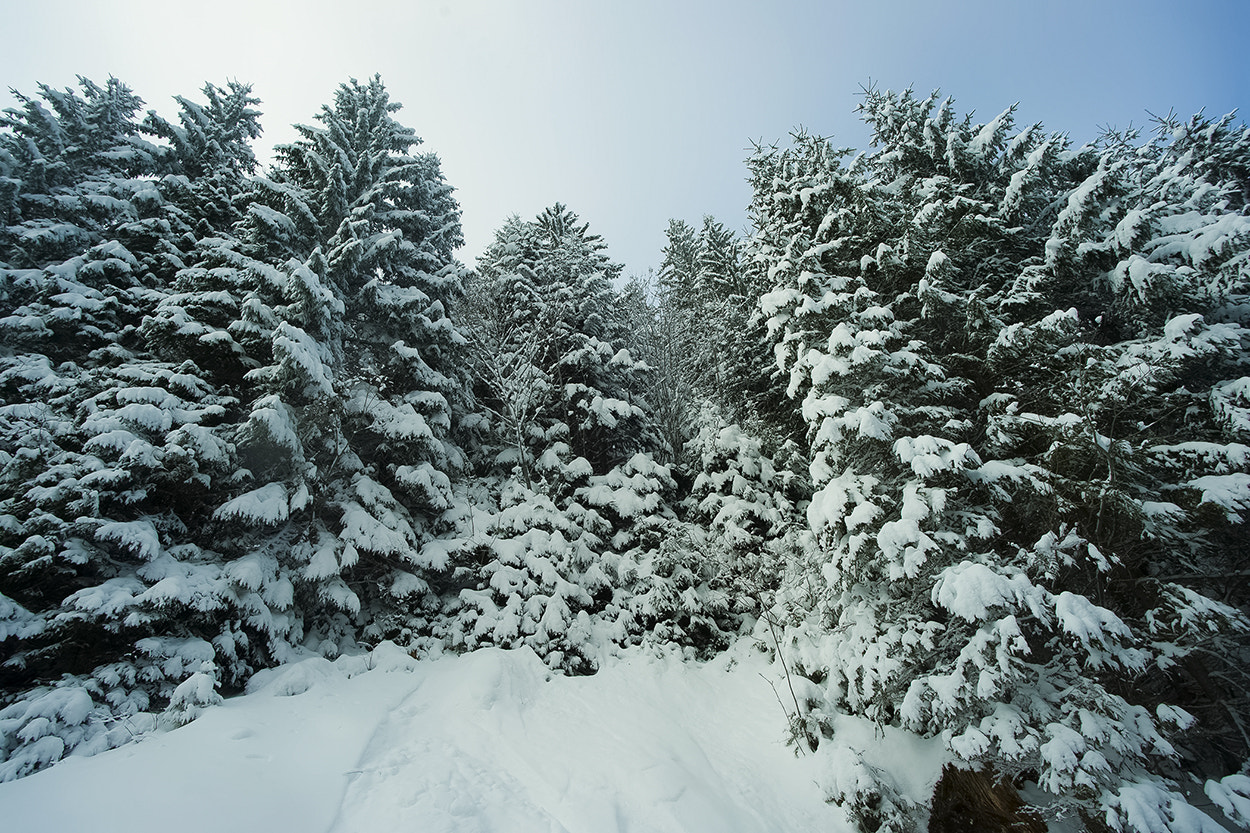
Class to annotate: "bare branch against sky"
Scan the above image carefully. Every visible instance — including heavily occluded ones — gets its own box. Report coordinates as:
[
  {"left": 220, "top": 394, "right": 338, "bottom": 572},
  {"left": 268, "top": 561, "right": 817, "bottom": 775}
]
[{"left": 2, "top": 0, "right": 1246, "bottom": 276}]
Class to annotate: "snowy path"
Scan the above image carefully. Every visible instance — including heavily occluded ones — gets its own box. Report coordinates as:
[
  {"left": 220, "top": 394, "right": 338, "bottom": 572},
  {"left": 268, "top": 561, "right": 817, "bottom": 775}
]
[{"left": 0, "top": 645, "right": 851, "bottom": 833}]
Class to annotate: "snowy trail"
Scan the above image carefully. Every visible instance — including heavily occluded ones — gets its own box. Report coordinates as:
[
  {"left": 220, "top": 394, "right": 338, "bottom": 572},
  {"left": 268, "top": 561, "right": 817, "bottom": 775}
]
[
  {"left": 0, "top": 644, "right": 851, "bottom": 833},
  {"left": 329, "top": 647, "right": 838, "bottom": 833}
]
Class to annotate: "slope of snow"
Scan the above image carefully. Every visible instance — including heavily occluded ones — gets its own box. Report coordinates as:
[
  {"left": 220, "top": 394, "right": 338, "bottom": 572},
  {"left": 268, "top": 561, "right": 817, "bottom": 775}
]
[{"left": 0, "top": 643, "right": 869, "bottom": 832}]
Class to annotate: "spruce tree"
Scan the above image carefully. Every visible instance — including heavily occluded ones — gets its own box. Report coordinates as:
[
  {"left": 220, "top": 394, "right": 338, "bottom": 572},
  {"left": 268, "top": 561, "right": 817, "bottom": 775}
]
[
  {"left": 451, "top": 205, "right": 679, "bottom": 671},
  {"left": 149, "top": 75, "right": 471, "bottom": 652},
  {"left": 0, "top": 78, "right": 263, "bottom": 779},
  {"left": 755, "top": 88, "right": 1250, "bottom": 831},
  {"left": 0, "top": 75, "right": 471, "bottom": 779},
  {"left": 467, "top": 204, "right": 654, "bottom": 477}
]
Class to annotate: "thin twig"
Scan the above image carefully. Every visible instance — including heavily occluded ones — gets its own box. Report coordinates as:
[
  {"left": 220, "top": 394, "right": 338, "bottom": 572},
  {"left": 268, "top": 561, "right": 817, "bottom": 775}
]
[{"left": 763, "top": 610, "right": 817, "bottom": 752}]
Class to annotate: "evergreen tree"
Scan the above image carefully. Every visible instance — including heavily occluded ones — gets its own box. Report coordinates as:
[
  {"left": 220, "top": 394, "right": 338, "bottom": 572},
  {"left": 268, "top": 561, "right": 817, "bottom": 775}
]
[
  {"left": 618, "top": 267, "right": 698, "bottom": 468},
  {"left": 655, "top": 213, "right": 803, "bottom": 459},
  {"left": 0, "top": 75, "right": 471, "bottom": 779},
  {"left": 633, "top": 407, "right": 803, "bottom": 653},
  {"left": 755, "top": 88, "right": 1250, "bottom": 831},
  {"left": 153, "top": 75, "right": 470, "bottom": 651},
  {"left": 0, "top": 78, "right": 262, "bottom": 779},
  {"left": 650, "top": 219, "right": 716, "bottom": 465},
  {"left": 450, "top": 205, "right": 680, "bottom": 671},
  {"left": 466, "top": 204, "right": 654, "bottom": 477}
]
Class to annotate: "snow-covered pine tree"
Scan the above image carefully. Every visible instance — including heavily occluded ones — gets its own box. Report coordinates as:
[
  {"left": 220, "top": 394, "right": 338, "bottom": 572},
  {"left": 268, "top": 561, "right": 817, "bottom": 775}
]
[
  {"left": 635, "top": 223, "right": 703, "bottom": 466},
  {"left": 458, "top": 225, "right": 560, "bottom": 490},
  {"left": 614, "top": 243, "right": 812, "bottom": 655},
  {"left": 632, "top": 406, "right": 804, "bottom": 653},
  {"left": 467, "top": 204, "right": 654, "bottom": 478},
  {"left": 272, "top": 77, "right": 468, "bottom": 635},
  {"left": 142, "top": 80, "right": 263, "bottom": 245},
  {"left": 611, "top": 274, "right": 674, "bottom": 457},
  {"left": 622, "top": 215, "right": 811, "bottom": 649},
  {"left": 0, "top": 77, "right": 158, "bottom": 360},
  {"left": 0, "top": 78, "right": 262, "bottom": 779},
  {"left": 1015, "top": 109, "right": 1250, "bottom": 784},
  {"left": 623, "top": 213, "right": 795, "bottom": 493},
  {"left": 650, "top": 219, "right": 719, "bottom": 464},
  {"left": 755, "top": 87, "right": 1250, "bottom": 832},
  {"left": 448, "top": 448, "right": 681, "bottom": 672},
  {"left": 654, "top": 216, "right": 776, "bottom": 439},
  {"left": 151, "top": 75, "right": 472, "bottom": 654},
  {"left": 450, "top": 205, "right": 677, "bottom": 670},
  {"left": 1, "top": 75, "right": 473, "bottom": 780}
]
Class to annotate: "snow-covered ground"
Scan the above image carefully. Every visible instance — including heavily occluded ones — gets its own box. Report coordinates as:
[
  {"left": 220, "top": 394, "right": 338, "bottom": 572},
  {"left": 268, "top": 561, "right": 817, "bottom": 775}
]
[{"left": 0, "top": 642, "right": 947, "bottom": 832}]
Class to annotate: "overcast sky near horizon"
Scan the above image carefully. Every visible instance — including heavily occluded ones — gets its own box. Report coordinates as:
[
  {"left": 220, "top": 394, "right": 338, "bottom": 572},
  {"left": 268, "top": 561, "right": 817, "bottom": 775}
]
[{"left": 3, "top": 0, "right": 1246, "bottom": 278}]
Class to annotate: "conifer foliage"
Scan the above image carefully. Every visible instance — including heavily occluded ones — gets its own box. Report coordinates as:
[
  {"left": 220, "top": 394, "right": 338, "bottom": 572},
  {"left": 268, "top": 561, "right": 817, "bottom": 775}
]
[
  {"left": 754, "top": 88, "right": 1250, "bottom": 831},
  {"left": 466, "top": 203, "right": 654, "bottom": 477},
  {"left": 0, "top": 77, "right": 264, "bottom": 778},
  {"left": 452, "top": 204, "right": 676, "bottom": 671},
  {"left": 2, "top": 69, "right": 1248, "bottom": 833},
  {"left": 216, "top": 75, "right": 469, "bottom": 645},
  {"left": 650, "top": 216, "right": 791, "bottom": 460},
  {"left": 0, "top": 75, "right": 469, "bottom": 778}
]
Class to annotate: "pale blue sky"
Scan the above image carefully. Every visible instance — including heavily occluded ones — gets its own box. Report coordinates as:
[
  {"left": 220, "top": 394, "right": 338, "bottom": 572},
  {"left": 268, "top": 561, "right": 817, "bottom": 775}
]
[{"left": 3, "top": 0, "right": 1246, "bottom": 277}]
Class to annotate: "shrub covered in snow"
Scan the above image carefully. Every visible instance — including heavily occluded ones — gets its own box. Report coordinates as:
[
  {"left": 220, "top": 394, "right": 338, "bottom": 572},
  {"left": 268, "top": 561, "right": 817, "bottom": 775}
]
[
  {"left": 633, "top": 411, "right": 804, "bottom": 653},
  {"left": 447, "top": 450, "right": 679, "bottom": 672}
]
